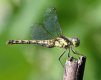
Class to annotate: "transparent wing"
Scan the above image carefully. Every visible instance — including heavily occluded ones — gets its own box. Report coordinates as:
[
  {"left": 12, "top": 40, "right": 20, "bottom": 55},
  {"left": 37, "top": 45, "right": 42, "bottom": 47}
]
[
  {"left": 43, "top": 8, "right": 62, "bottom": 37},
  {"left": 31, "top": 24, "right": 54, "bottom": 40}
]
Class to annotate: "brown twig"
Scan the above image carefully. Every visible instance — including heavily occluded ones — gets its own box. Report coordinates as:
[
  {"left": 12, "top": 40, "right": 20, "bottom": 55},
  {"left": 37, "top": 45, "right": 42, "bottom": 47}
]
[{"left": 64, "top": 56, "right": 86, "bottom": 80}]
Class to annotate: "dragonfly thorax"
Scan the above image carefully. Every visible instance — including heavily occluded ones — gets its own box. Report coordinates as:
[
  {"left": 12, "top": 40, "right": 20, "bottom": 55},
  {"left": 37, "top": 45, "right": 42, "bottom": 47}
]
[
  {"left": 54, "top": 36, "right": 80, "bottom": 49},
  {"left": 54, "top": 36, "right": 71, "bottom": 49}
]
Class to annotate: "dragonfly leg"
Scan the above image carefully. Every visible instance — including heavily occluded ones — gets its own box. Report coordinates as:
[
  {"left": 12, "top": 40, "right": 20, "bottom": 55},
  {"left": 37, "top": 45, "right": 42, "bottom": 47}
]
[
  {"left": 68, "top": 48, "right": 75, "bottom": 61},
  {"left": 59, "top": 50, "right": 66, "bottom": 67},
  {"left": 68, "top": 47, "right": 70, "bottom": 58},
  {"left": 71, "top": 47, "right": 83, "bottom": 56}
]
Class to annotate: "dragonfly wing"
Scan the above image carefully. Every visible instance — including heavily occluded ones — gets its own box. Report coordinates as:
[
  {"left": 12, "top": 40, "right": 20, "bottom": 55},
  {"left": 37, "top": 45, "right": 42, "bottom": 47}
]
[
  {"left": 31, "top": 24, "right": 54, "bottom": 40},
  {"left": 43, "top": 8, "right": 62, "bottom": 38}
]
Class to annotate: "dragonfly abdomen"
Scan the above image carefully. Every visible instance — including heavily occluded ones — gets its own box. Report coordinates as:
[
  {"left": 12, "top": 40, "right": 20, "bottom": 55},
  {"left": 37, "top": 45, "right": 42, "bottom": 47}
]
[
  {"left": 7, "top": 40, "right": 31, "bottom": 44},
  {"left": 7, "top": 40, "right": 55, "bottom": 48},
  {"left": 37, "top": 40, "right": 55, "bottom": 48}
]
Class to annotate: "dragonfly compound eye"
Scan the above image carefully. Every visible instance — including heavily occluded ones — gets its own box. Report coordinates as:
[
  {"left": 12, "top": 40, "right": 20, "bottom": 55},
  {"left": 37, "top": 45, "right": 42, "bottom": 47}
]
[{"left": 72, "top": 38, "right": 80, "bottom": 47}]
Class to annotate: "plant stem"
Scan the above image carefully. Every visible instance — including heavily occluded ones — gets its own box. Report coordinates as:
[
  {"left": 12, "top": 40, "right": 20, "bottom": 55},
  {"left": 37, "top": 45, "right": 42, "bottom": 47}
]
[{"left": 64, "top": 56, "right": 86, "bottom": 80}]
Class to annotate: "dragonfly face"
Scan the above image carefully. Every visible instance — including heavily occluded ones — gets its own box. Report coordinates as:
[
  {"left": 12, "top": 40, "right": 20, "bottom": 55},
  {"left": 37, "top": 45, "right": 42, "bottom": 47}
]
[{"left": 71, "top": 37, "right": 80, "bottom": 47}]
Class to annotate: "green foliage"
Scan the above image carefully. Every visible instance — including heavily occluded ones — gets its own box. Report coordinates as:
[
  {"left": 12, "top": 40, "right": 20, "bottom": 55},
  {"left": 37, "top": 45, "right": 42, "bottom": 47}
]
[{"left": 0, "top": 0, "right": 101, "bottom": 80}]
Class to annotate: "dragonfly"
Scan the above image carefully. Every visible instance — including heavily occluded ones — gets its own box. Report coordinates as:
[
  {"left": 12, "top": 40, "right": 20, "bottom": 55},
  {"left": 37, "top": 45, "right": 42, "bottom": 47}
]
[{"left": 7, "top": 8, "right": 80, "bottom": 66}]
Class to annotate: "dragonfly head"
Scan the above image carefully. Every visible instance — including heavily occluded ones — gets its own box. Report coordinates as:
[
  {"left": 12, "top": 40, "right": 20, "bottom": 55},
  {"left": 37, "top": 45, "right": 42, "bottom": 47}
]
[{"left": 72, "top": 37, "right": 80, "bottom": 47}]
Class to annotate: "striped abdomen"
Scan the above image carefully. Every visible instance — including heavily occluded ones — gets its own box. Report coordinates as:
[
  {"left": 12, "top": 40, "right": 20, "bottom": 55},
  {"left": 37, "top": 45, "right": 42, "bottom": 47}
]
[{"left": 7, "top": 40, "right": 55, "bottom": 48}]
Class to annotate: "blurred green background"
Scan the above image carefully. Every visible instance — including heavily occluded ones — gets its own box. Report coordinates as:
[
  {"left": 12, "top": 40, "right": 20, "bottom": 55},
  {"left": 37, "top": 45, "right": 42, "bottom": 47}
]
[{"left": 0, "top": 0, "right": 101, "bottom": 80}]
